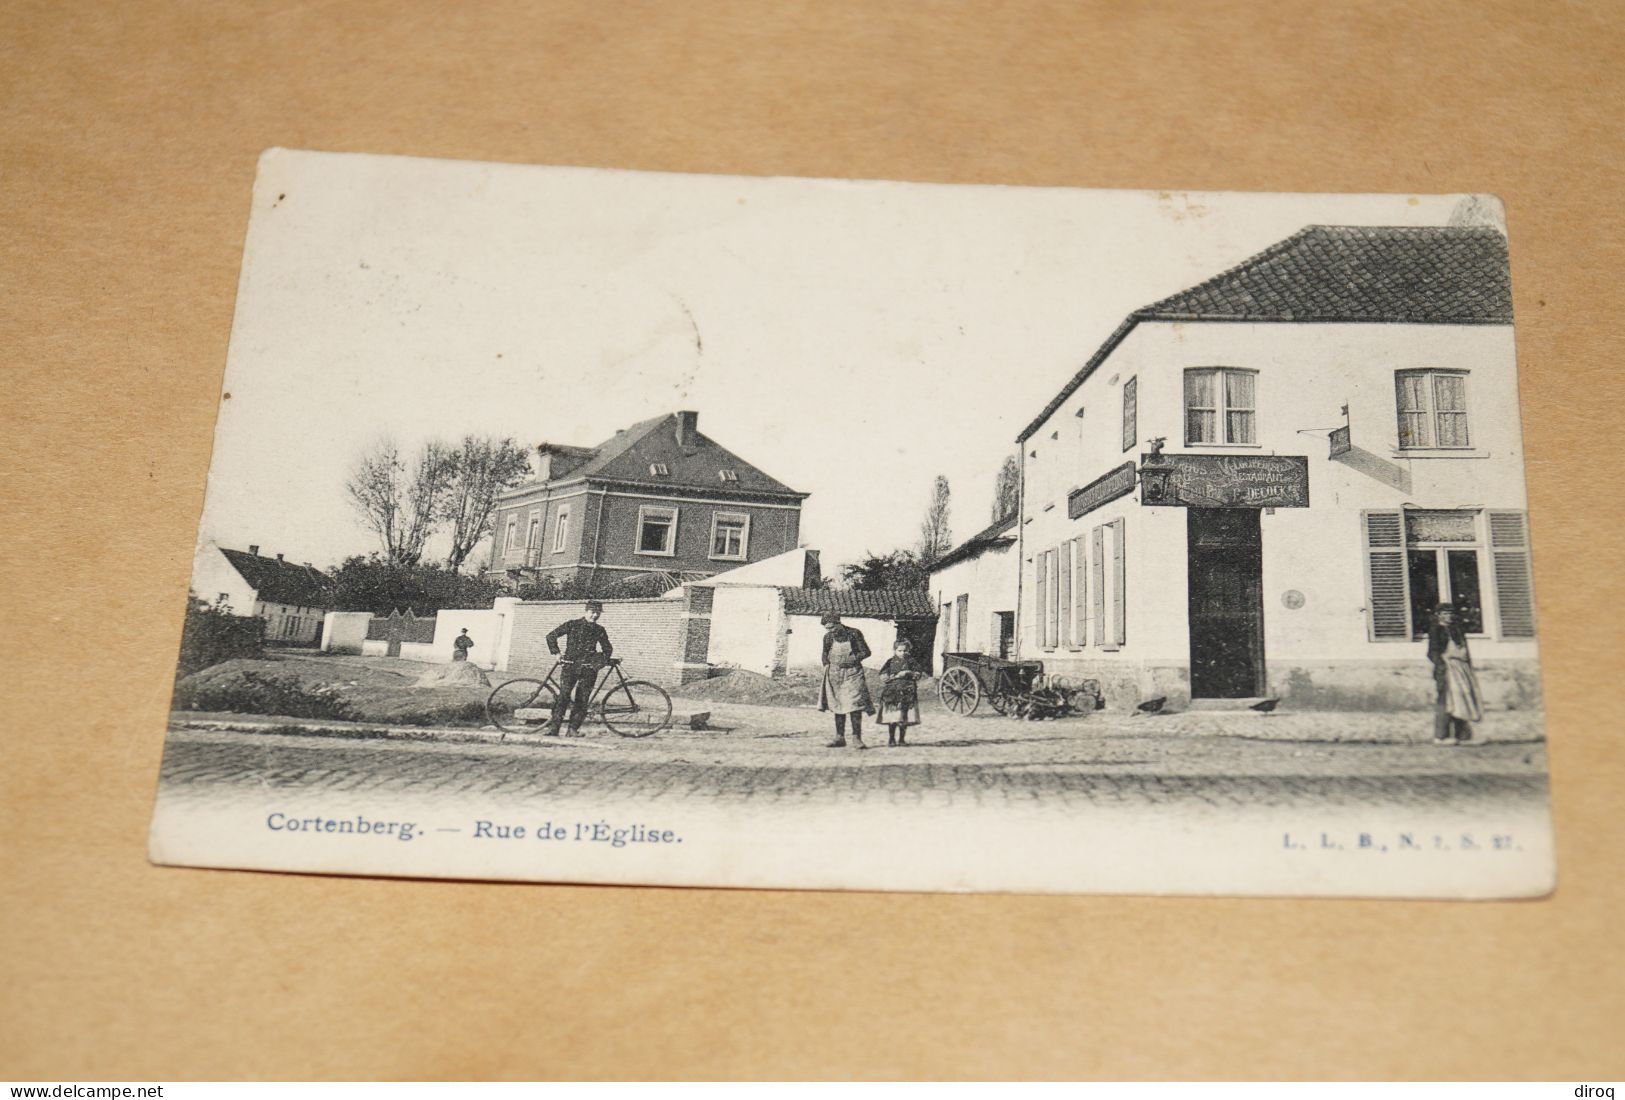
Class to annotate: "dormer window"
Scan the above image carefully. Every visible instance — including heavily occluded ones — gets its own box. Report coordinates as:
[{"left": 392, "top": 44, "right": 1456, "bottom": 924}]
[
  {"left": 718, "top": 469, "right": 738, "bottom": 483},
  {"left": 649, "top": 463, "right": 670, "bottom": 477}
]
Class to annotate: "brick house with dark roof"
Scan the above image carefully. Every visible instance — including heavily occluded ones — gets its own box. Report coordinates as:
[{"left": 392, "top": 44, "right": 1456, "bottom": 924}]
[
  {"left": 487, "top": 411, "right": 809, "bottom": 591},
  {"left": 1011, "top": 222, "right": 1538, "bottom": 710},
  {"left": 189, "top": 542, "right": 335, "bottom": 645}
]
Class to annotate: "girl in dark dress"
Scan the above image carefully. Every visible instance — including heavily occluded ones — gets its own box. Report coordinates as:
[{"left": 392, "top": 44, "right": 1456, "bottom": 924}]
[{"left": 876, "top": 639, "right": 924, "bottom": 746}]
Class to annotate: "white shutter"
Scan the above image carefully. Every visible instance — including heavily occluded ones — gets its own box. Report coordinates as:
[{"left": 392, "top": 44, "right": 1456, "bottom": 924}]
[
  {"left": 1091, "top": 526, "right": 1106, "bottom": 647},
  {"left": 1363, "top": 509, "right": 1410, "bottom": 640},
  {"left": 1110, "top": 518, "right": 1127, "bottom": 648},
  {"left": 1488, "top": 510, "right": 1536, "bottom": 638}
]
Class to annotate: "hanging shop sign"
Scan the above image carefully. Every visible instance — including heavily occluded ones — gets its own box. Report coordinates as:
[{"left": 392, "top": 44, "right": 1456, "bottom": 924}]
[
  {"left": 1138, "top": 453, "right": 1310, "bottom": 508},
  {"left": 1067, "top": 462, "right": 1138, "bottom": 519}
]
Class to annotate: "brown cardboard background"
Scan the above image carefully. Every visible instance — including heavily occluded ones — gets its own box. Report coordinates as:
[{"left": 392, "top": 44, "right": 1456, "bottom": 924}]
[{"left": 3, "top": 0, "right": 1622, "bottom": 1080}]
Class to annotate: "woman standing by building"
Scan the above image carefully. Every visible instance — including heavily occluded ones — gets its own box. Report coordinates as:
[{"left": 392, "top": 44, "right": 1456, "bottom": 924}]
[
  {"left": 1428, "top": 602, "right": 1483, "bottom": 745},
  {"left": 819, "top": 613, "right": 873, "bottom": 749}
]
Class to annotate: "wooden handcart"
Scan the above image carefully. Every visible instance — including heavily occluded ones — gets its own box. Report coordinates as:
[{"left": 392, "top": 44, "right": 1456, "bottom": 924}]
[{"left": 937, "top": 652, "right": 1045, "bottom": 716}]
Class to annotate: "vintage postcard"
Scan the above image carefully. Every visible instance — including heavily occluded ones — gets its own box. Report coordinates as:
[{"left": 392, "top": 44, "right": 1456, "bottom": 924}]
[{"left": 149, "top": 149, "right": 1554, "bottom": 896}]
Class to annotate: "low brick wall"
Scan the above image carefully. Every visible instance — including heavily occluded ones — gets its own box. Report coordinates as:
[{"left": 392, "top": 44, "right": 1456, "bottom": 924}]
[{"left": 506, "top": 596, "right": 690, "bottom": 686}]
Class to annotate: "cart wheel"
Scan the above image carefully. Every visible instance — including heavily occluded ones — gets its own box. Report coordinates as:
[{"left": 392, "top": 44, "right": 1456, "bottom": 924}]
[
  {"left": 988, "top": 690, "right": 1011, "bottom": 716},
  {"left": 938, "top": 667, "right": 981, "bottom": 715}
]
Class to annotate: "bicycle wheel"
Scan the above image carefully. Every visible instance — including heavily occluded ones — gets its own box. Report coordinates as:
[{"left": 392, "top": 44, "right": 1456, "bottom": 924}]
[
  {"left": 486, "top": 678, "right": 559, "bottom": 735},
  {"left": 598, "top": 679, "right": 673, "bottom": 737}
]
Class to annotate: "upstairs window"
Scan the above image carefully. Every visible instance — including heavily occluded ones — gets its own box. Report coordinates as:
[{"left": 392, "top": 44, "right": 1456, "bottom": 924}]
[
  {"left": 526, "top": 515, "right": 541, "bottom": 549},
  {"left": 1185, "top": 368, "right": 1257, "bottom": 445},
  {"left": 649, "top": 463, "right": 670, "bottom": 477},
  {"left": 1120, "top": 377, "right": 1137, "bottom": 452},
  {"left": 710, "top": 512, "right": 750, "bottom": 560},
  {"left": 718, "top": 469, "right": 738, "bottom": 483},
  {"left": 552, "top": 505, "right": 571, "bottom": 553},
  {"left": 1396, "top": 370, "right": 1470, "bottom": 448},
  {"left": 636, "top": 505, "right": 678, "bottom": 556},
  {"left": 503, "top": 517, "right": 518, "bottom": 553}
]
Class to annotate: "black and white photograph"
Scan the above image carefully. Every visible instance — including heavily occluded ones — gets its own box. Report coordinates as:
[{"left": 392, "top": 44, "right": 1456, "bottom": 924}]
[{"left": 149, "top": 149, "right": 1553, "bottom": 896}]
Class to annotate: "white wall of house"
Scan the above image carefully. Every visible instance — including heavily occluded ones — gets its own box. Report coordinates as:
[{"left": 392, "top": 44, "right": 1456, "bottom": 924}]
[
  {"left": 190, "top": 545, "right": 328, "bottom": 645},
  {"left": 785, "top": 615, "right": 900, "bottom": 672},
  {"left": 1018, "top": 320, "right": 1539, "bottom": 708},
  {"left": 322, "top": 612, "right": 372, "bottom": 654},
  {"left": 256, "top": 600, "right": 327, "bottom": 645},
  {"left": 189, "top": 544, "right": 259, "bottom": 616},
  {"left": 707, "top": 587, "right": 785, "bottom": 676},
  {"left": 929, "top": 541, "right": 1018, "bottom": 663}
]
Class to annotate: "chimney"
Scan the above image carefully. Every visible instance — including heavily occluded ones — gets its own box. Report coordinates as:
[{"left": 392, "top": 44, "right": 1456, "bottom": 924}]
[
  {"left": 248, "top": 544, "right": 260, "bottom": 556},
  {"left": 676, "top": 410, "right": 699, "bottom": 447},
  {"left": 275, "top": 553, "right": 284, "bottom": 562},
  {"left": 535, "top": 446, "right": 554, "bottom": 482}
]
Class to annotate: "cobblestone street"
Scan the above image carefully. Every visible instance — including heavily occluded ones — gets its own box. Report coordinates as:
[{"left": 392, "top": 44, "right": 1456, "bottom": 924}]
[{"left": 159, "top": 698, "right": 1549, "bottom": 814}]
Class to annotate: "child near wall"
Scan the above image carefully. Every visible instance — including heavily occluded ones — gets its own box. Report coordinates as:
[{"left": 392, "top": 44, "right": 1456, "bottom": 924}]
[{"left": 876, "top": 639, "right": 924, "bottom": 746}]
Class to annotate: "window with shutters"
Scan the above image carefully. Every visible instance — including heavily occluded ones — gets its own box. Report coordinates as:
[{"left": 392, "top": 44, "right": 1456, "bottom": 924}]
[
  {"left": 1091, "top": 526, "right": 1107, "bottom": 647},
  {"left": 1109, "top": 517, "right": 1127, "bottom": 648},
  {"left": 1364, "top": 508, "right": 1533, "bottom": 641},
  {"left": 955, "top": 593, "right": 969, "bottom": 650},
  {"left": 1488, "top": 511, "right": 1536, "bottom": 637},
  {"left": 1395, "top": 370, "right": 1470, "bottom": 449},
  {"left": 1362, "top": 510, "right": 1411, "bottom": 640},
  {"left": 1069, "top": 537, "right": 1087, "bottom": 648},
  {"left": 1033, "top": 555, "right": 1048, "bottom": 650},
  {"left": 1404, "top": 510, "right": 1483, "bottom": 637},
  {"left": 1184, "top": 368, "right": 1258, "bottom": 445},
  {"left": 1058, "top": 543, "right": 1073, "bottom": 647},
  {"left": 1121, "top": 376, "right": 1138, "bottom": 453},
  {"left": 1045, "top": 548, "right": 1061, "bottom": 649}
]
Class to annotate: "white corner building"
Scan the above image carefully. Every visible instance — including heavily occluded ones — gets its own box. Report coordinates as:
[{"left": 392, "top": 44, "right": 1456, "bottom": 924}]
[{"left": 1014, "top": 224, "right": 1539, "bottom": 710}]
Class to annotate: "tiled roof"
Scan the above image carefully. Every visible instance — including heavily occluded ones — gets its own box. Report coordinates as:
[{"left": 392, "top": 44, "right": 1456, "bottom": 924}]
[
  {"left": 511, "top": 412, "right": 806, "bottom": 499},
  {"left": 781, "top": 587, "right": 938, "bottom": 620},
  {"left": 1018, "top": 225, "right": 1513, "bottom": 442},
  {"left": 1139, "top": 226, "right": 1511, "bottom": 324},
  {"left": 926, "top": 513, "right": 1018, "bottom": 573},
  {"left": 219, "top": 548, "right": 334, "bottom": 608}
]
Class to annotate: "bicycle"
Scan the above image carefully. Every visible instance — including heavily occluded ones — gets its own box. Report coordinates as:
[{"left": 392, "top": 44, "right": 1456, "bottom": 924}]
[{"left": 485, "top": 657, "right": 674, "bottom": 738}]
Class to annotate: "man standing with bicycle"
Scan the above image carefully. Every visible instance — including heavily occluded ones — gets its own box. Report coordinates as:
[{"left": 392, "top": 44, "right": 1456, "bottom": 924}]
[{"left": 544, "top": 600, "right": 614, "bottom": 737}]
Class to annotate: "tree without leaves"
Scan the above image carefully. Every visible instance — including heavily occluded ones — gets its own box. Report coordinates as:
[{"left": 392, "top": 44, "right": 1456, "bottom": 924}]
[
  {"left": 345, "top": 437, "right": 455, "bottom": 566},
  {"left": 442, "top": 436, "right": 534, "bottom": 572},
  {"left": 918, "top": 474, "right": 952, "bottom": 563},
  {"left": 992, "top": 454, "right": 1020, "bottom": 522}
]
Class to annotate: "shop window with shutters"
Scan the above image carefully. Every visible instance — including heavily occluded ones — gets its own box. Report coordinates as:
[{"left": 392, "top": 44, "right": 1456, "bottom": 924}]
[
  {"left": 1184, "top": 368, "right": 1257, "bottom": 445},
  {"left": 1404, "top": 510, "right": 1484, "bottom": 637},
  {"left": 1395, "top": 370, "right": 1470, "bottom": 449},
  {"left": 1362, "top": 508, "right": 1535, "bottom": 641},
  {"left": 635, "top": 505, "right": 678, "bottom": 556}
]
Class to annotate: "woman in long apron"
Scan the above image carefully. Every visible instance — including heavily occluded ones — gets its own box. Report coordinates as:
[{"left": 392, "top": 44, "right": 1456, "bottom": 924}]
[
  {"left": 1427, "top": 603, "right": 1483, "bottom": 745},
  {"left": 818, "top": 613, "right": 873, "bottom": 749}
]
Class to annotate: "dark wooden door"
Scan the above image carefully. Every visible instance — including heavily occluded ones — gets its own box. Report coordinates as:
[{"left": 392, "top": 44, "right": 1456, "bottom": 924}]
[
  {"left": 1187, "top": 509, "right": 1265, "bottom": 698},
  {"left": 995, "top": 612, "right": 1015, "bottom": 660}
]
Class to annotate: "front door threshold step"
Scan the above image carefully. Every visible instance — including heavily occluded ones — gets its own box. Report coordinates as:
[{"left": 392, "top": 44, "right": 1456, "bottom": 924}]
[{"left": 1186, "top": 697, "right": 1279, "bottom": 712}]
